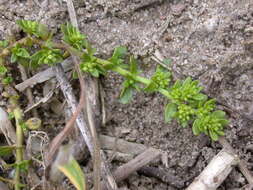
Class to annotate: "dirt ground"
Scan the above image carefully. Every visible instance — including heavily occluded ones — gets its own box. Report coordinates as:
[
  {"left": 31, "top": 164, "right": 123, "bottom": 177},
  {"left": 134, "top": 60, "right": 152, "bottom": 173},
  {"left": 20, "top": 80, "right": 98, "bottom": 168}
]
[{"left": 0, "top": 0, "right": 253, "bottom": 189}]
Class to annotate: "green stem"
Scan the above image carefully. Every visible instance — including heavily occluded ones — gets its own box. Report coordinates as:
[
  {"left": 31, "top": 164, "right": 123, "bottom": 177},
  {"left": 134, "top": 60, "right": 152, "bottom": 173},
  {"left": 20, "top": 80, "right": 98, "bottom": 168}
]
[
  {"left": 13, "top": 107, "right": 23, "bottom": 190},
  {"left": 95, "top": 57, "right": 171, "bottom": 98}
]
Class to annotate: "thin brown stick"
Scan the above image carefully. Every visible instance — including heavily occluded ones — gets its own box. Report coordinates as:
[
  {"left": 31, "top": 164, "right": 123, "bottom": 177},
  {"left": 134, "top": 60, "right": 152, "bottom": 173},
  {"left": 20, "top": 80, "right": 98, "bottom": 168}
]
[
  {"left": 85, "top": 78, "right": 102, "bottom": 190},
  {"left": 18, "top": 65, "right": 38, "bottom": 117},
  {"left": 65, "top": 1, "right": 104, "bottom": 189},
  {"left": 113, "top": 148, "right": 161, "bottom": 182},
  {"left": 45, "top": 59, "right": 85, "bottom": 167},
  {"left": 101, "top": 148, "right": 161, "bottom": 190},
  {"left": 218, "top": 137, "right": 253, "bottom": 185},
  {"left": 15, "top": 58, "right": 72, "bottom": 92},
  {"left": 99, "top": 135, "right": 147, "bottom": 156}
]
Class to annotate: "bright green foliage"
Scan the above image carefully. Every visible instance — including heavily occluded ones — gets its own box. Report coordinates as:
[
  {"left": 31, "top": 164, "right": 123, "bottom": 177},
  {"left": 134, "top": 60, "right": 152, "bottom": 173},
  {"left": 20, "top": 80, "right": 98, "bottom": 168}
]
[
  {"left": 193, "top": 111, "right": 228, "bottom": 141},
  {"left": 107, "top": 46, "right": 128, "bottom": 69},
  {"left": 165, "top": 77, "right": 228, "bottom": 139},
  {"left": 30, "top": 48, "right": 63, "bottom": 67},
  {"left": 0, "top": 40, "right": 8, "bottom": 48},
  {"left": 80, "top": 51, "right": 106, "bottom": 77},
  {"left": 0, "top": 20, "right": 229, "bottom": 141},
  {"left": 164, "top": 102, "right": 177, "bottom": 123},
  {"left": 80, "top": 61, "right": 105, "bottom": 77},
  {"left": 145, "top": 65, "right": 171, "bottom": 93},
  {"left": 119, "top": 56, "right": 141, "bottom": 104},
  {"left": 2, "top": 76, "right": 13, "bottom": 85},
  {"left": 11, "top": 44, "right": 30, "bottom": 63},
  {"left": 16, "top": 20, "right": 49, "bottom": 40},
  {"left": 169, "top": 77, "right": 207, "bottom": 104},
  {"left": 0, "top": 65, "right": 8, "bottom": 75},
  {"left": 79, "top": 39, "right": 106, "bottom": 77},
  {"left": 175, "top": 104, "right": 195, "bottom": 127},
  {"left": 61, "top": 23, "right": 86, "bottom": 50},
  {"left": 196, "top": 99, "right": 216, "bottom": 117},
  {"left": 58, "top": 157, "right": 86, "bottom": 190}
]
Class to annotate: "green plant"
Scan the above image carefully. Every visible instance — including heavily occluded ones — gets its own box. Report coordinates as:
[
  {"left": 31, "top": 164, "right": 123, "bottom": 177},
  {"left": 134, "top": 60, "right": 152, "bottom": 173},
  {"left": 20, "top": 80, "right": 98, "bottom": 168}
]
[
  {"left": 0, "top": 19, "right": 230, "bottom": 189},
  {"left": 61, "top": 23, "right": 86, "bottom": 50},
  {"left": 17, "top": 20, "right": 50, "bottom": 40},
  {"left": 0, "top": 20, "right": 229, "bottom": 143},
  {"left": 30, "top": 48, "right": 63, "bottom": 67},
  {"left": 58, "top": 157, "right": 86, "bottom": 190},
  {"left": 0, "top": 40, "right": 8, "bottom": 48}
]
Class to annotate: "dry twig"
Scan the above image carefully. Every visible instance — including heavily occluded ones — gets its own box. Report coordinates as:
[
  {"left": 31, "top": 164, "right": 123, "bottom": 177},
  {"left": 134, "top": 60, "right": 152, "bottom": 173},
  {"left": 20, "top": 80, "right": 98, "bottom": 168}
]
[
  {"left": 17, "top": 64, "right": 38, "bottom": 117},
  {"left": 219, "top": 137, "right": 253, "bottom": 185}
]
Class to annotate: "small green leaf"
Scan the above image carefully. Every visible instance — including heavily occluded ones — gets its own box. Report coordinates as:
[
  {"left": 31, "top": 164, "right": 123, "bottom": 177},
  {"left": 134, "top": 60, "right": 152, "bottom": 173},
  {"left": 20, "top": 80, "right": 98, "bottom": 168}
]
[
  {"left": 144, "top": 81, "right": 157, "bottom": 93},
  {"left": 16, "top": 48, "right": 30, "bottom": 58},
  {"left": 119, "top": 87, "right": 133, "bottom": 104},
  {"left": 10, "top": 53, "right": 17, "bottom": 63},
  {"left": 17, "top": 20, "right": 49, "bottom": 39},
  {"left": 209, "top": 131, "right": 219, "bottom": 141},
  {"left": 0, "top": 65, "right": 8, "bottom": 75},
  {"left": 90, "top": 69, "right": 99, "bottom": 77},
  {"left": 192, "top": 119, "right": 201, "bottom": 135},
  {"left": 0, "top": 40, "right": 8, "bottom": 48},
  {"left": 2, "top": 76, "right": 13, "bottom": 85},
  {"left": 37, "top": 22, "right": 50, "bottom": 40},
  {"left": 0, "top": 146, "right": 16, "bottom": 156},
  {"left": 218, "top": 119, "right": 229, "bottom": 126},
  {"left": 30, "top": 48, "right": 63, "bottom": 67},
  {"left": 61, "top": 23, "right": 86, "bottom": 50},
  {"left": 193, "top": 93, "right": 207, "bottom": 101},
  {"left": 112, "top": 46, "right": 127, "bottom": 59},
  {"left": 129, "top": 56, "right": 138, "bottom": 75},
  {"left": 216, "top": 130, "right": 225, "bottom": 136},
  {"left": 58, "top": 157, "right": 86, "bottom": 190},
  {"left": 84, "top": 40, "right": 96, "bottom": 56},
  {"left": 182, "top": 77, "right": 192, "bottom": 86},
  {"left": 212, "top": 110, "right": 226, "bottom": 118},
  {"left": 164, "top": 103, "right": 177, "bottom": 123}
]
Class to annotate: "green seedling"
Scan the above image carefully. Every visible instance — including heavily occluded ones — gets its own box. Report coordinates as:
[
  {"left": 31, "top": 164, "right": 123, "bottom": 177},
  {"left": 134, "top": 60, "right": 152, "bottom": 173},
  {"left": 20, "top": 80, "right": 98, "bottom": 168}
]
[
  {"left": 30, "top": 48, "right": 63, "bottom": 67},
  {"left": 0, "top": 65, "right": 8, "bottom": 75},
  {"left": 145, "top": 65, "right": 171, "bottom": 93},
  {"left": 0, "top": 20, "right": 230, "bottom": 188},
  {"left": 119, "top": 56, "right": 141, "bottom": 104},
  {"left": 0, "top": 20, "right": 229, "bottom": 145},
  {"left": 17, "top": 20, "right": 50, "bottom": 40},
  {"left": 61, "top": 23, "right": 86, "bottom": 50}
]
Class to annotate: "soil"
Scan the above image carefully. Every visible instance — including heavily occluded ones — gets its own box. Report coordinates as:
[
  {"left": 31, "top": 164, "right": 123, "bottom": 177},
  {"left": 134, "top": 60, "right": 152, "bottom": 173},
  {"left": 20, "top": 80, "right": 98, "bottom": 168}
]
[{"left": 0, "top": 0, "right": 253, "bottom": 189}]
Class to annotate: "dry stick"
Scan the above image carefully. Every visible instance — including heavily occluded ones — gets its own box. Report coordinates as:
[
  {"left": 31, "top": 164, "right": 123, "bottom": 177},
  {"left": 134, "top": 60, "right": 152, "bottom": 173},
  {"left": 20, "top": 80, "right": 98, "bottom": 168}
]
[
  {"left": 51, "top": 63, "right": 117, "bottom": 190},
  {"left": 218, "top": 137, "right": 253, "bottom": 185},
  {"left": 45, "top": 61, "right": 86, "bottom": 167},
  {"left": 113, "top": 148, "right": 161, "bottom": 182},
  {"left": 101, "top": 148, "right": 161, "bottom": 190},
  {"left": 65, "top": 1, "right": 105, "bottom": 189},
  {"left": 85, "top": 76, "right": 102, "bottom": 190},
  {"left": 15, "top": 58, "right": 72, "bottom": 92},
  {"left": 186, "top": 148, "right": 239, "bottom": 190},
  {"left": 99, "top": 135, "right": 147, "bottom": 156},
  {"left": 18, "top": 65, "right": 39, "bottom": 117}
]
